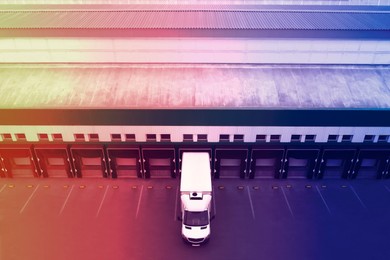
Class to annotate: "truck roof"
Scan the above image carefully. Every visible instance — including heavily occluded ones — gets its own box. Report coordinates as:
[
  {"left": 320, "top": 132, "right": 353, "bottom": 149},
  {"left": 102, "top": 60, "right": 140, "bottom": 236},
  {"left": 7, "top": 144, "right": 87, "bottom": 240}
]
[{"left": 180, "top": 152, "right": 212, "bottom": 192}]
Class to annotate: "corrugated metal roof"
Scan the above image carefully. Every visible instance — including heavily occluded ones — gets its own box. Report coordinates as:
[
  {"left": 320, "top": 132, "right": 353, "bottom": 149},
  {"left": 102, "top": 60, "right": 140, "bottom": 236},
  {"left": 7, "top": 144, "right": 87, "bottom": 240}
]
[{"left": 0, "top": 10, "right": 389, "bottom": 30}]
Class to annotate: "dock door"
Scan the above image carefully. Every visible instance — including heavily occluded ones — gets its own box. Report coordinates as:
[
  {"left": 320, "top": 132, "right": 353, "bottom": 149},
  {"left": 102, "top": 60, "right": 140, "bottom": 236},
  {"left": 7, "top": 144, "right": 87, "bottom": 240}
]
[
  {"left": 282, "top": 148, "right": 319, "bottom": 179},
  {"left": 106, "top": 145, "right": 142, "bottom": 178},
  {"left": 0, "top": 145, "right": 39, "bottom": 178},
  {"left": 317, "top": 148, "right": 357, "bottom": 179},
  {"left": 70, "top": 145, "right": 108, "bottom": 178},
  {"left": 34, "top": 145, "right": 73, "bottom": 178},
  {"left": 214, "top": 147, "right": 248, "bottom": 179},
  {"left": 142, "top": 147, "right": 176, "bottom": 178},
  {"left": 249, "top": 148, "right": 284, "bottom": 179},
  {"left": 352, "top": 149, "right": 390, "bottom": 179}
]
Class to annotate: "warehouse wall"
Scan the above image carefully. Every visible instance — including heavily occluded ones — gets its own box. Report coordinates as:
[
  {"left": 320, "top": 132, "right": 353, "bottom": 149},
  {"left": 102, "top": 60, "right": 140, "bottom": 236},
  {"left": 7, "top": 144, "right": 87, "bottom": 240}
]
[
  {"left": 1, "top": 37, "right": 390, "bottom": 64},
  {"left": 0, "top": 125, "right": 389, "bottom": 143}
]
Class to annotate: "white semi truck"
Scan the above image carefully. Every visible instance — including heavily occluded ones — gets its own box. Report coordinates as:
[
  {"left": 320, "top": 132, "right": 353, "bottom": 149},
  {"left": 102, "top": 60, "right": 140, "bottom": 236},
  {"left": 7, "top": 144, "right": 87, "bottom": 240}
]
[{"left": 179, "top": 152, "right": 213, "bottom": 245}]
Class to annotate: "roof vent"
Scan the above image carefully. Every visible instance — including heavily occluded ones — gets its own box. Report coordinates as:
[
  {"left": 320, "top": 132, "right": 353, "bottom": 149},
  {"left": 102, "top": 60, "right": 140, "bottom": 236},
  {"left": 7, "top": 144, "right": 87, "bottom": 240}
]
[{"left": 190, "top": 192, "right": 203, "bottom": 200}]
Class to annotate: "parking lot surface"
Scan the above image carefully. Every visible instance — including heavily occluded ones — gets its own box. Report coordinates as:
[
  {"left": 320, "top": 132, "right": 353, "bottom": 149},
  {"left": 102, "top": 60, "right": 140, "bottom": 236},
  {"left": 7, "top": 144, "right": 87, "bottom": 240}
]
[{"left": 0, "top": 178, "right": 389, "bottom": 260}]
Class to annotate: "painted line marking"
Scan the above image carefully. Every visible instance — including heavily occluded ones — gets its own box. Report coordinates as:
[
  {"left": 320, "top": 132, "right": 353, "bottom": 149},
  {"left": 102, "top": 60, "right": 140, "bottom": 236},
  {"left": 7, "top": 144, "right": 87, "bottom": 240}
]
[
  {"left": 174, "top": 186, "right": 179, "bottom": 221},
  {"left": 0, "top": 184, "right": 6, "bottom": 193},
  {"left": 59, "top": 185, "right": 74, "bottom": 215},
  {"left": 385, "top": 185, "right": 390, "bottom": 193},
  {"left": 281, "top": 186, "right": 294, "bottom": 219},
  {"left": 316, "top": 185, "right": 332, "bottom": 215},
  {"left": 96, "top": 185, "right": 109, "bottom": 218},
  {"left": 247, "top": 186, "right": 256, "bottom": 220},
  {"left": 0, "top": 235, "right": 2, "bottom": 260},
  {"left": 350, "top": 185, "right": 367, "bottom": 209},
  {"left": 135, "top": 185, "right": 144, "bottom": 219},
  {"left": 20, "top": 185, "right": 39, "bottom": 214},
  {"left": 213, "top": 186, "right": 217, "bottom": 217}
]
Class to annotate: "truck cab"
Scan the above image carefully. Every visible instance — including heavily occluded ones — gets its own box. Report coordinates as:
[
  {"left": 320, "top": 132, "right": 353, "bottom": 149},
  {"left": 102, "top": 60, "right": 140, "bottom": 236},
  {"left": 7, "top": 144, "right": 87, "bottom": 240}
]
[{"left": 180, "top": 191, "right": 212, "bottom": 244}]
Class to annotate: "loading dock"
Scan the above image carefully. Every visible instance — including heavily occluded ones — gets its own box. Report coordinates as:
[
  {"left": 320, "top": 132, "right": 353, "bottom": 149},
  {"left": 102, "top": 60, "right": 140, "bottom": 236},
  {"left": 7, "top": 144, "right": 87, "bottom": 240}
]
[
  {"left": 387, "top": 159, "right": 390, "bottom": 179},
  {"left": 214, "top": 147, "right": 248, "bottom": 178},
  {"left": 0, "top": 158, "right": 5, "bottom": 178},
  {"left": 142, "top": 147, "right": 176, "bottom": 178},
  {"left": 34, "top": 145, "right": 73, "bottom": 178},
  {"left": 0, "top": 145, "right": 38, "bottom": 178},
  {"left": 70, "top": 145, "right": 107, "bottom": 178},
  {"left": 106, "top": 145, "right": 142, "bottom": 178},
  {"left": 352, "top": 149, "right": 390, "bottom": 179},
  {"left": 318, "top": 148, "right": 357, "bottom": 179},
  {"left": 249, "top": 148, "right": 284, "bottom": 179},
  {"left": 283, "top": 148, "right": 320, "bottom": 179}
]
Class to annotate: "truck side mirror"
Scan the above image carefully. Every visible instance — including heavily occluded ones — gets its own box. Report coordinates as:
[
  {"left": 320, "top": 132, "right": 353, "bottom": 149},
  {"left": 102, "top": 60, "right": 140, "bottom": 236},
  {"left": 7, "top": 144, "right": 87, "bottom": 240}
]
[{"left": 211, "top": 215, "right": 215, "bottom": 221}]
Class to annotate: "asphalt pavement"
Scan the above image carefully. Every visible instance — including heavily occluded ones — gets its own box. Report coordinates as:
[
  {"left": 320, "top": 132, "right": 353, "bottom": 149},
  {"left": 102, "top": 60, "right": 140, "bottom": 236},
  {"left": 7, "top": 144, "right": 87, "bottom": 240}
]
[{"left": 0, "top": 178, "right": 389, "bottom": 260}]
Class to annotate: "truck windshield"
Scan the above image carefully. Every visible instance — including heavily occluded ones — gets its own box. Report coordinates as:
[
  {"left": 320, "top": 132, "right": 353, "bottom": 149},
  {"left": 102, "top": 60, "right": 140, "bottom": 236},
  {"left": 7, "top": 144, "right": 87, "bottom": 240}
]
[{"left": 184, "top": 210, "right": 209, "bottom": 226}]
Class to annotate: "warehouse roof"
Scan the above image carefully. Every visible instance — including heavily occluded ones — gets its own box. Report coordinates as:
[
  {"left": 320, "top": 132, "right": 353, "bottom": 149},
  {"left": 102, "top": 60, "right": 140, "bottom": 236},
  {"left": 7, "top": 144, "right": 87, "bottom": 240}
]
[
  {"left": 0, "top": 64, "right": 389, "bottom": 110},
  {"left": 0, "top": 9, "right": 389, "bottom": 30}
]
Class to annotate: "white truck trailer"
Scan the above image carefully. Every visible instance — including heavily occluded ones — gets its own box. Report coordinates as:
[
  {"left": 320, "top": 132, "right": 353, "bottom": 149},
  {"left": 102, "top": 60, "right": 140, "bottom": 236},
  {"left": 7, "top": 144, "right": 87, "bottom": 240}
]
[{"left": 179, "top": 152, "right": 213, "bottom": 245}]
